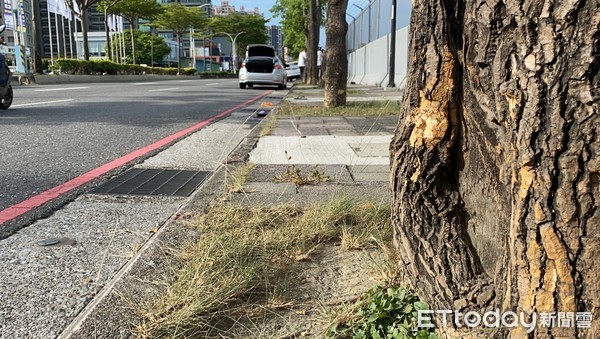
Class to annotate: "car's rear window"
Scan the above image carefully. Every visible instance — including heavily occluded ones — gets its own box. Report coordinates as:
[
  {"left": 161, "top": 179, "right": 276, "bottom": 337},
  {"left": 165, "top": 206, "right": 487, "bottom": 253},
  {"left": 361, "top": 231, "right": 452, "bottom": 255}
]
[{"left": 248, "top": 46, "right": 275, "bottom": 57}]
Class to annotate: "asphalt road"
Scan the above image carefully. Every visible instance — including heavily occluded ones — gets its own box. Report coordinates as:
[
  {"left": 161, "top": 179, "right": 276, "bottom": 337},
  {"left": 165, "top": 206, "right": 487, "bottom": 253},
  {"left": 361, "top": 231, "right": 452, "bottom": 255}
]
[{"left": 0, "top": 78, "right": 271, "bottom": 230}]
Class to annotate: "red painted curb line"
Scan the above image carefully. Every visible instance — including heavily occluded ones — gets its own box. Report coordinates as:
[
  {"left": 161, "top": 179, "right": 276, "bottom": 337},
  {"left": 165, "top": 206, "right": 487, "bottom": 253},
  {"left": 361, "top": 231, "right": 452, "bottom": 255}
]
[{"left": 0, "top": 91, "right": 273, "bottom": 225}]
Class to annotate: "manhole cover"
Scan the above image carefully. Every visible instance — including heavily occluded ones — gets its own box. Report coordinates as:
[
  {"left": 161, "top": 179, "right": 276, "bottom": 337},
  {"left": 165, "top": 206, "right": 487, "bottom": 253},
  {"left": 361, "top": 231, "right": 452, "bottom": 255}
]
[{"left": 92, "top": 168, "right": 211, "bottom": 197}]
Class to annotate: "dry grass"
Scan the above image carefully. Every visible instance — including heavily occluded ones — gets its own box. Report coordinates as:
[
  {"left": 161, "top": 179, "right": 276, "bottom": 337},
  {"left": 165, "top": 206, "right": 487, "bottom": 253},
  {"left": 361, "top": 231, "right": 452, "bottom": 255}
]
[
  {"left": 135, "top": 197, "right": 392, "bottom": 338},
  {"left": 278, "top": 100, "right": 400, "bottom": 117},
  {"left": 225, "top": 162, "right": 256, "bottom": 194},
  {"left": 259, "top": 114, "right": 279, "bottom": 137}
]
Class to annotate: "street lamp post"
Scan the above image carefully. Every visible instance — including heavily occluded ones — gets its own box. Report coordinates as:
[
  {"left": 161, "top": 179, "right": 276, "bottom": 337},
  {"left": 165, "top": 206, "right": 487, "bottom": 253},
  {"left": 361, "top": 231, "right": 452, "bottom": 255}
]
[{"left": 215, "top": 31, "right": 245, "bottom": 73}]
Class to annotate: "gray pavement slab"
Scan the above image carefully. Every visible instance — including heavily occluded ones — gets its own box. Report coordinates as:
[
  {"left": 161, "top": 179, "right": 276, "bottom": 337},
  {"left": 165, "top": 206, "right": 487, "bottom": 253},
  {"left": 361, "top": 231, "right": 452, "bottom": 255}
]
[
  {"left": 248, "top": 164, "right": 353, "bottom": 183},
  {"left": 230, "top": 182, "right": 390, "bottom": 207},
  {"left": 249, "top": 135, "right": 392, "bottom": 165},
  {"left": 351, "top": 172, "right": 390, "bottom": 182}
]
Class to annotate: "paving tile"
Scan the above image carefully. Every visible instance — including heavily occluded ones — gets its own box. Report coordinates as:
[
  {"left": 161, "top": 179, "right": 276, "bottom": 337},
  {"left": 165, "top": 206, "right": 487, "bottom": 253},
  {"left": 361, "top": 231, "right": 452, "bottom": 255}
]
[
  {"left": 247, "top": 164, "right": 353, "bottom": 183},
  {"left": 351, "top": 172, "right": 390, "bottom": 182}
]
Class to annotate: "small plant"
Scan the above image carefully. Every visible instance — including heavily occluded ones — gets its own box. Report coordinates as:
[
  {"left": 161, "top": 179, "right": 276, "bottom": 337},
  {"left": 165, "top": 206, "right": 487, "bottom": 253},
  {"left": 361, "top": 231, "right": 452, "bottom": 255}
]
[
  {"left": 273, "top": 152, "right": 331, "bottom": 192},
  {"left": 326, "top": 285, "right": 439, "bottom": 339},
  {"left": 273, "top": 164, "right": 331, "bottom": 192}
]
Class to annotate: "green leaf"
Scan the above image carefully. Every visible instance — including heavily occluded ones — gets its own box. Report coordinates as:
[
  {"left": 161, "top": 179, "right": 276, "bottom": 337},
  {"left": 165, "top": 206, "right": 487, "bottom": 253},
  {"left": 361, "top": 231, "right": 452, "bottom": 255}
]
[{"left": 413, "top": 301, "right": 429, "bottom": 311}]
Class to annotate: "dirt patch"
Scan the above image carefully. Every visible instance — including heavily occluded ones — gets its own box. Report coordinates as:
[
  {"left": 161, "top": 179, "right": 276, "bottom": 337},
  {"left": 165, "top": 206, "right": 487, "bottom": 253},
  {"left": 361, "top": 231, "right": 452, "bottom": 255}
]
[{"left": 223, "top": 245, "right": 387, "bottom": 338}]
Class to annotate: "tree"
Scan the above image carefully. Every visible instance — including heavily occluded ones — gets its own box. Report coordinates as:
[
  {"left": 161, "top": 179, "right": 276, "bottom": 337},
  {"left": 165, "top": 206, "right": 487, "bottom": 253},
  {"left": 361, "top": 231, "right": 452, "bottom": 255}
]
[
  {"left": 304, "top": 0, "right": 321, "bottom": 85},
  {"left": 390, "top": 0, "right": 599, "bottom": 337},
  {"left": 271, "top": 0, "right": 324, "bottom": 84},
  {"left": 322, "top": 0, "right": 348, "bottom": 107},
  {"left": 65, "top": 0, "right": 103, "bottom": 60},
  {"left": 155, "top": 4, "right": 207, "bottom": 74},
  {"left": 110, "top": 0, "right": 163, "bottom": 64},
  {"left": 271, "top": 0, "right": 305, "bottom": 57},
  {"left": 208, "top": 13, "right": 269, "bottom": 61},
  {"left": 97, "top": 0, "right": 123, "bottom": 62},
  {"left": 111, "top": 30, "right": 170, "bottom": 65}
]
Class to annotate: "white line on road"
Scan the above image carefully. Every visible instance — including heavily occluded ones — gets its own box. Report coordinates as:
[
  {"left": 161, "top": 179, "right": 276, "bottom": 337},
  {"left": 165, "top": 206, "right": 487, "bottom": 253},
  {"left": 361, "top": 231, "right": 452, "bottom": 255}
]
[
  {"left": 177, "top": 80, "right": 194, "bottom": 83},
  {"left": 133, "top": 82, "right": 160, "bottom": 85},
  {"left": 12, "top": 99, "right": 75, "bottom": 107},
  {"left": 148, "top": 87, "right": 180, "bottom": 92},
  {"left": 205, "top": 83, "right": 220, "bottom": 86},
  {"left": 34, "top": 87, "right": 89, "bottom": 92}
]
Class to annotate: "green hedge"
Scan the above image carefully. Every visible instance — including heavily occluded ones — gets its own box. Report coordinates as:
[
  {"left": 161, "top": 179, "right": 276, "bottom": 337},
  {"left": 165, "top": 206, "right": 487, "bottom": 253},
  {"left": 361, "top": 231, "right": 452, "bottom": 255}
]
[{"left": 52, "top": 59, "right": 197, "bottom": 76}]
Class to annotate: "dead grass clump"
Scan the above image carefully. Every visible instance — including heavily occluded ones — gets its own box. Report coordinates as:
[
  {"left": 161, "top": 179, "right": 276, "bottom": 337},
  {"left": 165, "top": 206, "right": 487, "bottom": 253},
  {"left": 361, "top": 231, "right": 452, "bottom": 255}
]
[{"left": 135, "top": 197, "right": 392, "bottom": 338}]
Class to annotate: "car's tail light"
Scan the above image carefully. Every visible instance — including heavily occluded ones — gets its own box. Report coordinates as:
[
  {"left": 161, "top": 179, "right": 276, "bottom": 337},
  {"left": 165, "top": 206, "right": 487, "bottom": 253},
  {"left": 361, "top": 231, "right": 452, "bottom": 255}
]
[{"left": 274, "top": 64, "right": 282, "bottom": 70}]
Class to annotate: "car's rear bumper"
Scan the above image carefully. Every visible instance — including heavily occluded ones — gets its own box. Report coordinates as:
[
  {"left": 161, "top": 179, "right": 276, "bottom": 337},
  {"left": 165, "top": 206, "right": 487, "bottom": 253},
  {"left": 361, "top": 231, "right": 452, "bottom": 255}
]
[{"left": 239, "top": 71, "right": 285, "bottom": 84}]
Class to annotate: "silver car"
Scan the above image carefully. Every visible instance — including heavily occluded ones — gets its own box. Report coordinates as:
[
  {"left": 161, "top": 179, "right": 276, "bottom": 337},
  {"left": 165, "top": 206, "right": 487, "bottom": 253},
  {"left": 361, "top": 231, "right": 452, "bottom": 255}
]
[{"left": 239, "top": 44, "right": 287, "bottom": 90}]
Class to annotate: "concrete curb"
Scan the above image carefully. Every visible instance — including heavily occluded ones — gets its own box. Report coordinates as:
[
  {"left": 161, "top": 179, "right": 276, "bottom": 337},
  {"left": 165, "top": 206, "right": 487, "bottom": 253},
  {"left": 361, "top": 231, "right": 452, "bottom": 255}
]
[{"left": 58, "top": 112, "right": 271, "bottom": 338}]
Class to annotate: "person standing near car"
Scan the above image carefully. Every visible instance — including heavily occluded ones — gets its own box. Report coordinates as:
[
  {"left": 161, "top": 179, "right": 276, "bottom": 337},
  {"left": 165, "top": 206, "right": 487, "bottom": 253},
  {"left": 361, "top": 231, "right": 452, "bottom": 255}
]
[
  {"left": 298, "top": 49, "right": 307, "bottom": 81},
  {"left": 317, "top": 47, "right": 323, "bottom": 79}
]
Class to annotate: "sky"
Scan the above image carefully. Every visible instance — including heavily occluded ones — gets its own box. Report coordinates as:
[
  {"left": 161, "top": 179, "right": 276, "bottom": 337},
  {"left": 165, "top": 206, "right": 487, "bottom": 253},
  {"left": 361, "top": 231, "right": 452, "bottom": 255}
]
[{"left": 223, "top": 0, "right": 412, "bottom": 28}]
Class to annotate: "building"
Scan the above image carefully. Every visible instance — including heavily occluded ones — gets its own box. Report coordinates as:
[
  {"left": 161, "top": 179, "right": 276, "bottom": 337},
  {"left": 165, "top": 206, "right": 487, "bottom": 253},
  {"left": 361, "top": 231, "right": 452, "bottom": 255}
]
[
  {"left": 0, "top": 0, "right": 34, "bottom": 72},
  {"left": 212, "top": 0, "right": 235, "bottom": 17},
  {"left": 267, "top": 25, "right": 284, "bottom": 59}
]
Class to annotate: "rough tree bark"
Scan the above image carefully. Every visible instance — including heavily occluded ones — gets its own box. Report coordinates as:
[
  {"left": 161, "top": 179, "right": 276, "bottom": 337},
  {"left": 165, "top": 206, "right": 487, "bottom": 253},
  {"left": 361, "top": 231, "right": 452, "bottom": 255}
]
[
  {"left": 305, "top": 0, "right": 321, "bottom": 85},
  {"left": 390, "top": 0, "right": 598, "bottom": 337},
  {"left": 323, "top": 0, "right": 348, "bottom": 108}
]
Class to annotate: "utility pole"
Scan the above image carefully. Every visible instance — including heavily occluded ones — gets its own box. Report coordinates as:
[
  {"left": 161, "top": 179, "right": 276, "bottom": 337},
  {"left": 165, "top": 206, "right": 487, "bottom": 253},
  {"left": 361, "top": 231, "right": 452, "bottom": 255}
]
[{"left": 386, "top": 0, "right": 397, "bottom": 88}]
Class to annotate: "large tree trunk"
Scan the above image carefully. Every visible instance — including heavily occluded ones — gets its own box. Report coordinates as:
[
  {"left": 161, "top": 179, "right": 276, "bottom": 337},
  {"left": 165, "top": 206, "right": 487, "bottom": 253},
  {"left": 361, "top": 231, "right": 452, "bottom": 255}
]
[
  {"left": 323, "top": 0, "right": 348, "bottom": 108},
  {"left": 305, "top": 0, "right": 321, "bottom": 85},
  {"left": 390, "top": 0, "right": 599, "bottom": 337}
]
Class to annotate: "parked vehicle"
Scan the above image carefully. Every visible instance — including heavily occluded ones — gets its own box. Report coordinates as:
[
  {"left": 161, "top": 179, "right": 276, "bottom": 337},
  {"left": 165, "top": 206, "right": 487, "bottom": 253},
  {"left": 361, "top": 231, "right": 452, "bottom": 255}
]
[
  {"left": 285, "top": 61, "right": 301, "bottom": 81},
  {"left": 0, "top": 25, "right": 13, "bottom": 110},
  {"left": 239, "top": 44, "right": 287, "bottom": 90}
]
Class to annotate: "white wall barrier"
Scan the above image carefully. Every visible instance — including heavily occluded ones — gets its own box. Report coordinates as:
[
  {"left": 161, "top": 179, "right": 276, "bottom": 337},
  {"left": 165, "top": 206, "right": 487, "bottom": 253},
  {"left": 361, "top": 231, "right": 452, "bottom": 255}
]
[{"left": 347, "top": 26, "right": 409, "bottom": 88}]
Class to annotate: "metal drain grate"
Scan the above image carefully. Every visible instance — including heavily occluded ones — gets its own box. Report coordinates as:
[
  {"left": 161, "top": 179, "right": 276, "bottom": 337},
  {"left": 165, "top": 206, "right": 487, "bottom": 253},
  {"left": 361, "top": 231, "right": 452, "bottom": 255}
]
[{"left": 92, "top": 168, "right": 211, "bottom": 197}]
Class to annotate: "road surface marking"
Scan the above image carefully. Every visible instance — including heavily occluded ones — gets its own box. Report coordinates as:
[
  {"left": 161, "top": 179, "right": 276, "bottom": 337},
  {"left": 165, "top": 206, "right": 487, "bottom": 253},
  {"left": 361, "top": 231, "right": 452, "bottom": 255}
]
[
  {"left": 178, "top": 80, "right": 194, "bottom": 83},
  {"left": 133, "top": 82, "right": 160, "bottom": 85},
  {"left": 35, "top": 87, "right": 90, "bottom": 92},
  {"left": 0, "top": 90, "right": 274, "bottom": 225},
  {"left": 205, "top": 83, "right": 220, "bottom": 86},
  {"left": 12, "top": 99, "right": 75, "bottom": 107},
  {"left": 149, "top": 87, "right": 179, "bottom": 92}
]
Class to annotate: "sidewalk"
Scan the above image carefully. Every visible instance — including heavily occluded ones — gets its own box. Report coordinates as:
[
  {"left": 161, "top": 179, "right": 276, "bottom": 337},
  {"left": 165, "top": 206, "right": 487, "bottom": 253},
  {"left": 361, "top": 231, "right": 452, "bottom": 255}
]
[{"left": 0, "top": 83, "right": 403, "bottom": 338}]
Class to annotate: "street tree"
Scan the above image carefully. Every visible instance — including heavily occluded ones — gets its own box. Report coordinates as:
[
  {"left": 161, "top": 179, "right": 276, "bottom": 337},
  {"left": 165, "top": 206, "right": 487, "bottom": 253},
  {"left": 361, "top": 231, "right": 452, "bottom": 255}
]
[
  {"left": 65, "top": 0, "right": 103, "bottom": 60},
  {"left": 390, "top": 0, "right": 599, "bottom": 337},
  {"left": 155, "top": 4, "right": 207, "bottom": 74},
  {"left": 271, "top": 0, "right": 323, "bottom": 85},
  {"left": 270, "top": 0, "right": 305, "bottom": 57},
  {"left": 322, "top": 0, "right": 348, "bottom": 107},
  {"left": 208, "top": 13, "right": 269, "bottom": 61},
  {"left": 304, "top": 0, "right": 321, "bottom": 85},
  {"left": 111, "top": 30, "right": 170, "bottom": 65},
  {"left": 110, "top": 0, "right": 163, "bottom": 64},
  {"left": 97, "top": 0, "right": 123, "bottom": 62}
]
